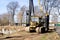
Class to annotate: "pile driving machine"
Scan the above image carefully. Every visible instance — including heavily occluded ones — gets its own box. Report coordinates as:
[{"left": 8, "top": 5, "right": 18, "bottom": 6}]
[{"left": 25, "top": 0, "right": 49, "bottom": 33}]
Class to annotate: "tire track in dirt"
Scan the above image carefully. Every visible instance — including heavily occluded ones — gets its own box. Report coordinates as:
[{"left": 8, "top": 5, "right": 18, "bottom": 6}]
[{"left": 23, "top": 33, "right": 41, "bottom": 40}]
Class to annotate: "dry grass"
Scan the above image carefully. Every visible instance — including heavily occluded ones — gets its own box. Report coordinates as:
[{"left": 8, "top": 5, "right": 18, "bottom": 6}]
[{"left": 0, "top": 26, "right": 59, "bottom": 40}]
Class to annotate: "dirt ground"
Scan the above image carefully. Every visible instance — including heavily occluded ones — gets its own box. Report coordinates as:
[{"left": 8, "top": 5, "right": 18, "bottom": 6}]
[{"left": 0, "top": 26, "right": 60, "bottom": 40}]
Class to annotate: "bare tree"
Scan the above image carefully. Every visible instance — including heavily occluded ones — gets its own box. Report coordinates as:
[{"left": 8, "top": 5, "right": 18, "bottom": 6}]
[
  {"left": 7, "top": 1, "right": 19, "bottom": 25},
  {"left": 17, "top": 11, "right": 22, "bottom": 25},
  {"left": 20, "top": 5, "right": 27, "bottom": 13},
  {"left": 34, "top": 6, "right": 40, "bottom": 16},
  {"left": 0, "top": 18, "right": 1, "bottom": 25},
  {"left": 0, "top": 13, "right": 10, "bottom": 26},
  {"left": 18, "top": 6, "right": 27, "bottom": 26}
]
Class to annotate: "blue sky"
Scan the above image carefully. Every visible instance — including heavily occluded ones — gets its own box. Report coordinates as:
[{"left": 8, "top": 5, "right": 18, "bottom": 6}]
[{"left": 0, "top": 0, "right": 38, "bottom": 14}]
